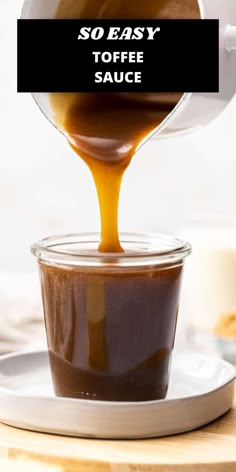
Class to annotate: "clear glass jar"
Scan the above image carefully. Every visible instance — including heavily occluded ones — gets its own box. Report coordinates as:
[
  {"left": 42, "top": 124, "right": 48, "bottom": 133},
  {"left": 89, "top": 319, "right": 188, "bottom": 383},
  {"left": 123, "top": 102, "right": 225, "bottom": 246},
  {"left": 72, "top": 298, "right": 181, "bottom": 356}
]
[{"left": 32, "top": 233, "right": 191, "bottom": 402}]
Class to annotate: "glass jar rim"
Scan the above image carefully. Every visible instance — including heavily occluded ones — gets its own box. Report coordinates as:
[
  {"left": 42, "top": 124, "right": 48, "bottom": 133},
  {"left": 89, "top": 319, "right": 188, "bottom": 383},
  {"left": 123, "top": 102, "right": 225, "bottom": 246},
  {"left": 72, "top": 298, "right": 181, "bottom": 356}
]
[{"left": 31, "top": 232, "right": 191, "bottom": 268}]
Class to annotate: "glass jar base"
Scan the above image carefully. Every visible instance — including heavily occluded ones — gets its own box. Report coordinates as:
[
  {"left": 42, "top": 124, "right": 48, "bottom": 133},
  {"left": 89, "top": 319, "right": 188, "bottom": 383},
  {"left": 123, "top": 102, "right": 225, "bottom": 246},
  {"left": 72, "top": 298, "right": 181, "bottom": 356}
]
[{"left": 49, "top": 350, "right": 169, "bottom": 402}]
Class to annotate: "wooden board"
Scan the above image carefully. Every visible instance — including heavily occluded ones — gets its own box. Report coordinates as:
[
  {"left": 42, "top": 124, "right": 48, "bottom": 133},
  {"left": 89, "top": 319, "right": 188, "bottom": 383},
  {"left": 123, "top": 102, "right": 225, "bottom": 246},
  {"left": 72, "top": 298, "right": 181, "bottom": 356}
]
[
  {"left": 0, "top": 458, "right": 60, "bottom": 472},
  {"left": 0, "top": 391, "right": 235, "bottom": 472}
]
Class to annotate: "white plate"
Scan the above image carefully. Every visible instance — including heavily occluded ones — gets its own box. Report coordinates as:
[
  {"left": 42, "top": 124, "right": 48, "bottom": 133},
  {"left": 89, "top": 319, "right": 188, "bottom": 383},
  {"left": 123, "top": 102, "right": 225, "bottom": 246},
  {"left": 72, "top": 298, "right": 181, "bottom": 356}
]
[{"left": 0, "top": 350, "right": 234, "bottom": 439}]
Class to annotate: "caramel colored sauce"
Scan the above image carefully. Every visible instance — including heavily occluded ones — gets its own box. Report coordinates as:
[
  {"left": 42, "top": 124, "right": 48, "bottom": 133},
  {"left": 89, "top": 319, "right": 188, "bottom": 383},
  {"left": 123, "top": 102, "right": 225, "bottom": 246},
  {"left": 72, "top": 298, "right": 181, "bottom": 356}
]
[
  {"left": 55, "top": 0, "right": 200, "bottom": 21},
  {"left": 40, "top": 262, "right": 183, "bottom": 401},
  {"left": 42, "top": 0, "right": 198, "bottom": 401},
  {"left": 50, "top": 0, "right": 200, "bottom": 252}
]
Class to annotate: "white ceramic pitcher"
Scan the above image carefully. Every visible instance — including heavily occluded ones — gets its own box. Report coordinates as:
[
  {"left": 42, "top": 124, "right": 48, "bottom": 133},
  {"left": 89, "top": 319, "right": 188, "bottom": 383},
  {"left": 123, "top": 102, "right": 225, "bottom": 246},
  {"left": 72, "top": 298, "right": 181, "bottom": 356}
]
[{"left": 21, "top": 0, "right": 236, "bottom": 137}]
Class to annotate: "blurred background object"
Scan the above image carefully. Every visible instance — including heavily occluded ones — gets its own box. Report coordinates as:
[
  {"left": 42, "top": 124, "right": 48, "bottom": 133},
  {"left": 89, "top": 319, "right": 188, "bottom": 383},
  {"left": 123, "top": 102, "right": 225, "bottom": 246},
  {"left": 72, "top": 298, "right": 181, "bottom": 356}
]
[
  {"left": 0, "top": 272, "right": 45, "bottom": 353},
  {"left": 179, "top": 219, "right": 236, "bottom": 363},
  {"left": 0, "top": 0, "right": 236, "bottom": 355}
]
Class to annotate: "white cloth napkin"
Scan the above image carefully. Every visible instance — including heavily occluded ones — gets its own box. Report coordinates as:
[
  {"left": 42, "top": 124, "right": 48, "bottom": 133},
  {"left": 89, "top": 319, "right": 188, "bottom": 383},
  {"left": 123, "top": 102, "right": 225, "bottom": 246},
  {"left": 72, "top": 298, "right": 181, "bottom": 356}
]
[{"left": 0, "top": 272, "right": 46, "bottom": 353}]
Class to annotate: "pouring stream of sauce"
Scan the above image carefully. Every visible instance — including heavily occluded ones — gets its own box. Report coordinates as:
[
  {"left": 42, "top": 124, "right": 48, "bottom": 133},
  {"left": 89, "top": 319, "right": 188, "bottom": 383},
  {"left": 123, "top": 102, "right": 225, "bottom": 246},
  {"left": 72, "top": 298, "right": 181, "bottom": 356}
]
[{"left": 50, "top": 0, "right": 200, "bottom": 252}]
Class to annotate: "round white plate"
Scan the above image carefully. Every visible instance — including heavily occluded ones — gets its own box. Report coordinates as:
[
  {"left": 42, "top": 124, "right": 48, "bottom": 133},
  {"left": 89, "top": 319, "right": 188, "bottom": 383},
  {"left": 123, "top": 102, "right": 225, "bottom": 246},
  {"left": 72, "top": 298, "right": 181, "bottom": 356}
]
[{"left": 0, "top": 350, "right": 234, "bottom": 439}]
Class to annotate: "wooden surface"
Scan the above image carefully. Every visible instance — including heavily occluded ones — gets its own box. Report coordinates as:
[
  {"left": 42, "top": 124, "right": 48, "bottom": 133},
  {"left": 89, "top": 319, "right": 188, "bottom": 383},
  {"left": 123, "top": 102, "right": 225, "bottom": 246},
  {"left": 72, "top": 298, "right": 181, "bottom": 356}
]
[
  {"left": 0, "top": 393, "right": 235, "bottom": 472},
  {"left": 0, "top": 458, "right": 61, "bottom": 472}
]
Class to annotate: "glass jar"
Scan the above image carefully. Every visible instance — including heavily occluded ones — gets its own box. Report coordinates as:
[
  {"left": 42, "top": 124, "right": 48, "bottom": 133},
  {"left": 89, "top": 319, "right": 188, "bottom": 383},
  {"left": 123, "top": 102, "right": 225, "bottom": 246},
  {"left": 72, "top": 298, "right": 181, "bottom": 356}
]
[{"left": 32, "top": 233, "right": 191, "bottom": 401}]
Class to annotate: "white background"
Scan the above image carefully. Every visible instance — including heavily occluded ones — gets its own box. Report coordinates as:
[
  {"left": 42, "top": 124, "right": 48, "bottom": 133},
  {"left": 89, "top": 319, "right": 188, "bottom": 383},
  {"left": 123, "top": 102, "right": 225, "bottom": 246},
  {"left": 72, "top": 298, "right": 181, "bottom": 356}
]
[
  {"left": 0, "top": 0, "right": 236, "bottom": 350},
  {"left": 1, "top": 0, "right": 236, "bottom": 272}
]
